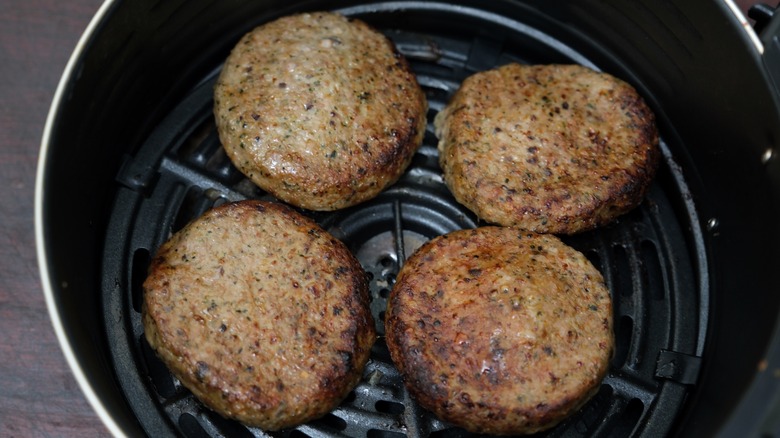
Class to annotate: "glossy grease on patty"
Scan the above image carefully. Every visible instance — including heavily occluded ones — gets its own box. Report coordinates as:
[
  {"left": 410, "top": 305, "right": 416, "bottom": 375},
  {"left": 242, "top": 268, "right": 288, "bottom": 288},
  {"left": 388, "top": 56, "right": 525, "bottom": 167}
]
[
  {"left": 385, "top": 227, "right": 614, "bottom": 435},
  {"left": 142, "top": 200, "right": 375, "bottom": 430}
]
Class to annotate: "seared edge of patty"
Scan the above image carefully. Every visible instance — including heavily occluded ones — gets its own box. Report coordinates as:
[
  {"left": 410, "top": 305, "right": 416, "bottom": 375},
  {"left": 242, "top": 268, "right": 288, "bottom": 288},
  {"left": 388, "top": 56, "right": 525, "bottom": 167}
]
[
  {"left": 142, "top": 200, "right": 375, "bottom": 430},
  {"left": 214, "top": 12, "right": 427, "bottom": 211},
  {"left": 385, "top": 227, "right": 614, "bottom": 435},
  {"left": 435, "top": 63, "right": 660, "bottom": 234}
]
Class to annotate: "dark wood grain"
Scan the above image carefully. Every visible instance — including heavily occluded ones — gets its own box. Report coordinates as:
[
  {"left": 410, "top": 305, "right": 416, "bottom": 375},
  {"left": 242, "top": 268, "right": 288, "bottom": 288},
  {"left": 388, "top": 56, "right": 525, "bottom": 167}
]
[
  {"left": 0, "top": 0, "right": 107, "bottom": 436},
  {"left": 0, "top": 0, "right": 760, "bottom": 437}
]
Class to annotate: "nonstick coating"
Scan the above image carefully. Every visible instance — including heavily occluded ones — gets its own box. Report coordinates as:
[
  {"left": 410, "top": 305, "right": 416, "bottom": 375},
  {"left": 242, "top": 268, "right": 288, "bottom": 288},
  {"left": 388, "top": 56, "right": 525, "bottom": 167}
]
[{"left": 37, "top": 1, "right": 780, "bottom": 437}]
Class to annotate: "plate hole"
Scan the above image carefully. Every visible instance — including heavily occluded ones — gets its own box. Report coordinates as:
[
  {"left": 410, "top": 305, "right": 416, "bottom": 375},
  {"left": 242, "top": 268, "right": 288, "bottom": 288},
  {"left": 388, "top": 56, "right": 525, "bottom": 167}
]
[
  {"left": 311, "top": 412, "right": 348, "bottom": 431},
  {"left": 641, "top": 240, "right": 665, "bottom": 301},
  {"left": 613, "top": 315, "right": 633, "bottom": 368},
  {"left": 573, "top": 384, "right": 614, "bottom": 433},
  {"left": 178, "top": 413, "right": 209, "bottom": 438},
  {"left": 611, "top": 398, "right": 645, "bottom": 436},
  {"left": 172, "top": 186, "right": 210, "bottom": 233},
  {"left": 342, "top": 390, "right": 357, "bottom": 404},
  {"left": 205, "top": 410, "right": 255, "bottom": 437},
  {"left": 612, "top": 245, "right": 633, "bottom": 297},
  {"left": 379, "top": 255, "right": 395, "bottom": 267},
  {"left": 430, "top": 428, "right": 473, "bottom": 437},
  {"left": 375, "top": 400, "right": 405, "bottom": 415},
  {"left": 131, "top": 248, "right": 151, "bottom": 313},
  {"left": 368, "top": 430, "right": 406, "bottom": 438},
  {"left": 140, "top": 335, "right": 177, "bottom": 398},
  {"left": 584, "top": 248, "right": 603, "bottom": 273}
]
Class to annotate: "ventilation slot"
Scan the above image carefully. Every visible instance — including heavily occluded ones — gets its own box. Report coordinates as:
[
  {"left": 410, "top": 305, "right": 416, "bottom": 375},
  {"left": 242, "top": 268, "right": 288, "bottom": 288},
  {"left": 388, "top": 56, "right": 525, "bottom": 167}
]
[
  {"left": 179, "top": 413, "right": 209, "bottom": 438},
  {"left": 613, "top": 315, "right": 634, "bottom": 369},
  {"left": 641, "top": 240, "right": 666, "bottom": 301},
  {"left": 131, "top": 248, "right": 151, "bottom": 313}
]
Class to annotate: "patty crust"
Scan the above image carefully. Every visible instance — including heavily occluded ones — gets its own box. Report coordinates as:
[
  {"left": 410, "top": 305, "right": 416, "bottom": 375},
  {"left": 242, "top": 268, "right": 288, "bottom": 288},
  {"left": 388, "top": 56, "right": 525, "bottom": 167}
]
[
  {"left": 142, "top": 200, "right": 375, "bottom": 430},
  {"left": 435, "top": 63, "right": 659, "bottom": 234},
  {"left": 214, "top": 12, "right": 427, "bottom": 211},
  {"left": 385, "top": 227, "right": 613, "bottom": 435}
]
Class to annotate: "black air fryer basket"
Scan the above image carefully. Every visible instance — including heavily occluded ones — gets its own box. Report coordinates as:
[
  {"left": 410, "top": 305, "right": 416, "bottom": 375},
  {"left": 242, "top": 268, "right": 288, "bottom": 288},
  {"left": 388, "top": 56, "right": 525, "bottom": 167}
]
[{"left": 36, "top": 1, "right": 780, "bottom": 437}]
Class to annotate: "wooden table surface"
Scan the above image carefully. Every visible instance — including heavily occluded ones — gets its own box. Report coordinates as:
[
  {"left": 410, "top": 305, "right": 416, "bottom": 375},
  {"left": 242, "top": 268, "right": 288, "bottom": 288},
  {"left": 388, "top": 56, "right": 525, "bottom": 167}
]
[
  {"left": 0, "top": 0, "right": 759, "bottom": 437},
  {"left": 1, "top": 0, "right": 107, "bottom": 436}
]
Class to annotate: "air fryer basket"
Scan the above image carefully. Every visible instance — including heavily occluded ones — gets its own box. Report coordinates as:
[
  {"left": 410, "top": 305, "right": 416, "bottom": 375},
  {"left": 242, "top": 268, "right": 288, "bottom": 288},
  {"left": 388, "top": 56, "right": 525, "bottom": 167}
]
[{"left": 37, "top": 1, "right": 780, "bottom": 437}]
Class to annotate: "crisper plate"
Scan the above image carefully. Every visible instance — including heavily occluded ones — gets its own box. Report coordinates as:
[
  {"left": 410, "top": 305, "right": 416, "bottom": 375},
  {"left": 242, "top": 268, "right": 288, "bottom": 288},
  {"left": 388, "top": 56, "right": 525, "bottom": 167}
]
[{"left": 101, "top": 3, "right": 705, "bottom": 436}]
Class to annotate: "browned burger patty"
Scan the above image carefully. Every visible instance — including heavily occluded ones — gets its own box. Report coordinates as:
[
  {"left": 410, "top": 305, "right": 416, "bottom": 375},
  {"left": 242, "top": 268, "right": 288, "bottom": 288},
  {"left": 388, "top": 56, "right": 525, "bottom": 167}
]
[
  {"left": 214, "top": 12, "right": 427, "bottom": 211},
  {"left": 385, "top": 227, "right": 613, "bottom": 435},
  {"left": 142, "top": 200, "right": 375, "bottom": 430},
  {"left": 435, "top": 63, "right": 659, "bottom": 234}
]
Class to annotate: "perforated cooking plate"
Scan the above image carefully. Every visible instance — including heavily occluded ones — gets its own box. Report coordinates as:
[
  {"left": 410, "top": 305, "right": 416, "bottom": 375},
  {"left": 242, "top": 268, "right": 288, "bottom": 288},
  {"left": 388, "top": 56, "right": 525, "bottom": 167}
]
[{"left": 101, "top": 3, "right": 706, "bottom": 437}]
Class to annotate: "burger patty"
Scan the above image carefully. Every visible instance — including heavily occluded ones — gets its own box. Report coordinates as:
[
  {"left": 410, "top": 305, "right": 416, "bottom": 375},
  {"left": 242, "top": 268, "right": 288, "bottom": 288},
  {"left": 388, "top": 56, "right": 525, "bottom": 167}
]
[
  {"left": 385, "top": 227, "right": 614, "bottom": 435},
  {"left": 435, "top": 63, "right": 660, "bottom": 234},
  {"left": 142, "top": 200, "right": 375, "bottom": 430},
  {"left": 214, "top": 11, "right": 428, "bottom": 211}
]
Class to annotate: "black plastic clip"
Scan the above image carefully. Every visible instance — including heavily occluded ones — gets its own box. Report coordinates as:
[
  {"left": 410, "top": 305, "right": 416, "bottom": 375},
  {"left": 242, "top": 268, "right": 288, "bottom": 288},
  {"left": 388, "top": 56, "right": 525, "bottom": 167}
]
[
  {"left": 116, "top": 153, "right": 159, "bottom": 196},
  {"left": 655, "top": 349, "right": 702, "bottom": 385},
  {"left": 749, "top": 3, "right": 777, "bottom": 35}
]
